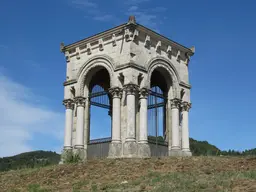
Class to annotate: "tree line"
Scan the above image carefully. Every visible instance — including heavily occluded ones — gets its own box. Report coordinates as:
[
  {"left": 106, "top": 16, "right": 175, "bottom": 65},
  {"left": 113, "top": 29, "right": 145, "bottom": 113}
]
[{"left": 0, "top": 138, "right": 255, "bottom": 172}]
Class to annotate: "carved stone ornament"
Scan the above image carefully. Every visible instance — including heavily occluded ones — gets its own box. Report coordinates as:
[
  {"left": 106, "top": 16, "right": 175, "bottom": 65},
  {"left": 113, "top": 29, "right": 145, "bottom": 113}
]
[
  {"left": 63, "top": 99, "right": 74, "bottom": 109},
  {"left": 86, "top": 43, "right": 91, "bottom": 55},
  {"left": 139, "top": 87, "right": 149, "bottom": 99},
  {"left": 181, "top": 102, "right": 191, "bottom": 112},
  {"left": 144, "top": 35, "right": 150, "bottom": 47},
  {"left": 171, "top": 98, "right": 181, "bottom": 109},
  {"left": 125, "top": 28, "right": 131, "bottom": 42},
  {"left": 74, "top": 96, "right": 86, "bottom": 107},
  {"left": 76, "top": 47, "right": 80, "bottom": 59},
  {"left": 109, "top": 87, "right": 122, "bottom": 98},
  {"left": 124, "top": 83, "right": 139, "bottom": 95},
  {"left": 65, "top": 51, "right": 70, "bottom": 62},
  {"left": 99, "top": 38, "right": 104, "bottom": 51},
  {"left": 112, "top": 34, "right": 117, "bottom": 46}
]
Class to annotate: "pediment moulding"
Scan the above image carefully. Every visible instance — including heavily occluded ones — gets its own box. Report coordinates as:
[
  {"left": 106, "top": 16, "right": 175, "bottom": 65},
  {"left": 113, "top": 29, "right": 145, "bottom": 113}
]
[{"left": 60, "top": 16, "right": 195, "bottom": 65}]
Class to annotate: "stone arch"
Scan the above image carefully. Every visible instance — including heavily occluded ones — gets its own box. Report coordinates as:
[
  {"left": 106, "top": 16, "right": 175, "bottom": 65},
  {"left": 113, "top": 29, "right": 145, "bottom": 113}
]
[
  {"left": 146, "top": 57, "right": 181, "bottom": 99},
  {"left": 76, "top": 55, "right": 116, "bottom": 96}
]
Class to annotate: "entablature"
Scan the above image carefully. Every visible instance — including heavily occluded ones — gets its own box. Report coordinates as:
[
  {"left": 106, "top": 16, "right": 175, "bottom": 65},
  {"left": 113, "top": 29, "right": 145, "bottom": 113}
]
[{"left": 60, "top": 16, "right": 195, "bottom": 66}]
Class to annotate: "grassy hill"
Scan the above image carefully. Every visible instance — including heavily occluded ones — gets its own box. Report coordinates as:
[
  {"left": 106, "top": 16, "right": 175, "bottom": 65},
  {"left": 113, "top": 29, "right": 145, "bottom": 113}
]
[
  {"left": 0, "top": 150, "right": 60, "bottom": 172},
  {"left": 0, "top": 157, "right": 255, "bottom": 191},
  {"left": 0, "top": 138, "right": 255, "bottom": 173}
]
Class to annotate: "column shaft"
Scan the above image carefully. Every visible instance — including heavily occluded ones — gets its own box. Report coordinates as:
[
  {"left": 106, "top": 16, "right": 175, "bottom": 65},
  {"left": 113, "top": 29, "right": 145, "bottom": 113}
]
[
  {"left": 181, "top": 102, "right": 191, "bottom": 152},
  {"left": 167, "top": 100, "right": 172, "bottom": 150},
  {"left": 84, "top": 99, "right": 90, "bottom": 149},
  {"left": 112, "top": 97, "right": 121, "bottom": 142},
  {"left": 127, "top": 94, "right": 136, "bottom": 141},
  {"left": 109, "top": 87, "right": 122, "bottom": 143},
  {"left": 63, "top": 99, "right": 74, "bottom": 149},
  {"left": 75, "top": 97, "right": 86, "bottom": 149},
  {"left": 171, "top": 99, "right": 181, "bottom": 150},
  {"left": 139, "top": 88, "right": 148, "bottom": 143},
  {"left": 124, "top": 84, "right": 138, "bottom": 142}
]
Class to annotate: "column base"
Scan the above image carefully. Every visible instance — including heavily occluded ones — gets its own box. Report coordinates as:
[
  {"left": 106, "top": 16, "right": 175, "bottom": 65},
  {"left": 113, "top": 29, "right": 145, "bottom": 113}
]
[
  {"left": 138, "top": 143, "right": 151, "bottom": 158},
  {"left": 73, "top": 148, "right": 87, "bottom": 162},
  {"left": 123, "top": 141, "right": 138, "bottom": 158},
  {"left": 60, "top": 148, "right": 73, "bottom": 164},
  {"left": 182, "top": 150, "right": 192, "bottom": 157},
  {"left": 168, "top": 149, "right": 183, "bottom": 157},
  {"left": 108, "top": 142, "right": 122, "bottom": 158}
]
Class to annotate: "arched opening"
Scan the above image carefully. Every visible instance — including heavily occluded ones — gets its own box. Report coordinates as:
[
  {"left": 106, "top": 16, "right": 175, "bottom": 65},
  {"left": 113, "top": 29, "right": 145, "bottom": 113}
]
[
  {"left": 87, "top": 68, "right": 112, "bottom": 142},
  {"left": 148, "top": 68, "right": 172, "bottom": 152}
]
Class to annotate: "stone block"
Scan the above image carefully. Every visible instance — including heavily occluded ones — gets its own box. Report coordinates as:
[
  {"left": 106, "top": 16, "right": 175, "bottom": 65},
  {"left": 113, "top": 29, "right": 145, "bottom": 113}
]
[
  {"left": 123, "top": 141, "right": 138, "bottom": 158},
  {"left": 168, "top": 149, "right": 183, "bottom": 157},
  {"left": 108, "top": 142, "right": 122, "bottom": 158},
  {"left": 138, "top": 143, "right": 151, "bottom": 158}
]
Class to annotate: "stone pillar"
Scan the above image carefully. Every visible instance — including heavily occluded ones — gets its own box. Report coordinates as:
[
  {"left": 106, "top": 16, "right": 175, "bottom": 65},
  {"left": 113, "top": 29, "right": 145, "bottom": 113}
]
[
  {"left": 181, "top": 102, "right": 192, "bottom": 156},
  {"left": 169, "top": 98, "right": 182, "bottom": 156},
  {"left": 74, "top": 96, "right": 86, "bottom": 160},
  {"left": 108, "top": 87, "right": 122, "bottom": 158},
  {"left": 61, "top": 99, "right": 74, "bottom": 163},
  {"left": 138, "top": 88, "right": 150, "bottom": 157},
  {"left": 84, "top": 98, "right": 90, "bottom": 155},
  {"left": 63, "top": 99, "right": 74, "bottom": 149},
  {"left": 123, "top": 83, "right": 138, "bottom": 157}
]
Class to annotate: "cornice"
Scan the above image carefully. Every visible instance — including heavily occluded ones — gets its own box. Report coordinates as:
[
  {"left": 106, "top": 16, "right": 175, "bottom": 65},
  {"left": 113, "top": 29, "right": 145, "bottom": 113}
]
[
  {"left": 60, "top": 16, "right": 195, "bottom": 65},
  {"left": 136, "top": 24, "right": 195, "bottom": 56},
  {"left": 61, "top": 23, "right": 127, "bottom": 52},
  {"left": 179, "top": 81, "right": 191, "bottom": 89},
  {"left": 63, "top": 79, "right": 77, "bottom": 86},
  {"left": 115, "top": 62, "right": 147, "bottom": 72}
]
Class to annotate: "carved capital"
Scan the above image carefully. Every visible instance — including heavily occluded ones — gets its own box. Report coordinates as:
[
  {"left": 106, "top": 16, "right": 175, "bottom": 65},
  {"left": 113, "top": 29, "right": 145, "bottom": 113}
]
[
  {"left": 171, "top": 98, "right": 181, "bottom": 109},
  {"left": 139, "top": 87, "right": 149, "bottom": 99},
  {"left": 109, "top": 87, "right": 122, "bottom": 98},
  {"left": 74, "top": 96, "right": 86, "bottom": 107},
  {"left": 63, "top": 99, "right": 74, "bottom": 109},
  {"left": 124, "top": 83, "right": 139, "bottom": 95},
  {"left": 181, "top": 102, "right": 191, "bottom": 112}
]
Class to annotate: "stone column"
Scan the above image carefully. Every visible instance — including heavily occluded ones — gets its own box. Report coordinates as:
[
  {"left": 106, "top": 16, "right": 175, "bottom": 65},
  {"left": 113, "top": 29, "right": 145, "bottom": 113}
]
[
  {"left": 61, "top": 99, "right": 74, "bottom": 163},
  {"left": 63, "top": 99, "right": 74, "bottom": 149},
  {"left": 108, "top": 87, "right": 122, "bottom": 158},
  {"left": 139, "top": 88, "right": 148, "bottom": 143},
  {"left": 181, "top": 102, "right": 192, "bottom": 156},
  {"left": 123, "top": 83, "right": 138, "bottom": 157},
  {"left": 167, "top": 99, "right": 172, "bottom": 151},
  {"left": 74, "top": 96, "right": 86, "bottom": 160},
  {"left": 83, "top": 98, "right": 90, "bottom": 155},
  {"left": 138, "top": 88, "right": 150, "bottom": 157},
  {"left": 169, "top": 98, "right": 182, "bottom": 156}
]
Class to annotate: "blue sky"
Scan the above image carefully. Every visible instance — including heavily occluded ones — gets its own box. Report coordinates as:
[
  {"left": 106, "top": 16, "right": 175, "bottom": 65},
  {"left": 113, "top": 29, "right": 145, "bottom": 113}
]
[{"left": 0, "top": 0, "right": 255, "bottom": 157}]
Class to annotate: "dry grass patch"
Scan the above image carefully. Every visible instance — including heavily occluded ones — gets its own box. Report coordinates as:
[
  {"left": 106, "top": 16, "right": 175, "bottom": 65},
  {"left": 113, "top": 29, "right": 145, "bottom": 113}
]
[{"left": 0, "top": 157, "right": 255, "bottom": 191}]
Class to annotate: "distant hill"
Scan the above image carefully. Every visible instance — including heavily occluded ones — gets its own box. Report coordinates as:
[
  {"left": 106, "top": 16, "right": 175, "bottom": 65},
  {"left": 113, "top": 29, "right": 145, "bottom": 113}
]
[
  {"left": 0, "top": 150, "right": 60, "bottom": 172},
  {"left": 190, "top": 138, "right": 221, "bottom": 156},
  {"left": 0, "top": 138, "right": 255, "bottom": 172}
]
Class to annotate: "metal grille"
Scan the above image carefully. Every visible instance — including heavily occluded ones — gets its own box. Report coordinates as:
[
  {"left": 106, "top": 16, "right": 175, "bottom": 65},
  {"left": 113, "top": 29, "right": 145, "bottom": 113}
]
[
  {"left": 89, "top": 85, "right": 111, "bottom": 109},
  {"left": 147, "top": 86, "right": 167, "bottom": 150}
]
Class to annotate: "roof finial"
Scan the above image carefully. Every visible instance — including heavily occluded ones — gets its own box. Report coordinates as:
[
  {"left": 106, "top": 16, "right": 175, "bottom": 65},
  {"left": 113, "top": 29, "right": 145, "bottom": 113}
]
[
  {"left": 60, "top": 42, "right": 65, "bottom": 52},
  {"left": 128, "top": 15, "right": 136, "bottom": 24}
]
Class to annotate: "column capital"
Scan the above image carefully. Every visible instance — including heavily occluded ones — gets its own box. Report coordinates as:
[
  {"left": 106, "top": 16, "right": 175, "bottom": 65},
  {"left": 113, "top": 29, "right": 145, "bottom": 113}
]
[
  {"left": 109, "top": 87, "right": 122, "bottom": 98},
  {"left": 181, "top": 102, "right": 191, "bottom": 112},
  {"left": 170, "top": 98, "right": 181, "bottom": 109},
  {"left": 139, "top": 87, "right": 149, "bottom": 99},
  {"left": 63, "top": 99, "right": 74, "bottom": 109},
  {"left": 74, "top": 96, "right": 86, "bottom": 107},
  {"left": 124, "top": 83, "right": 139, "bottom": 95}
]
